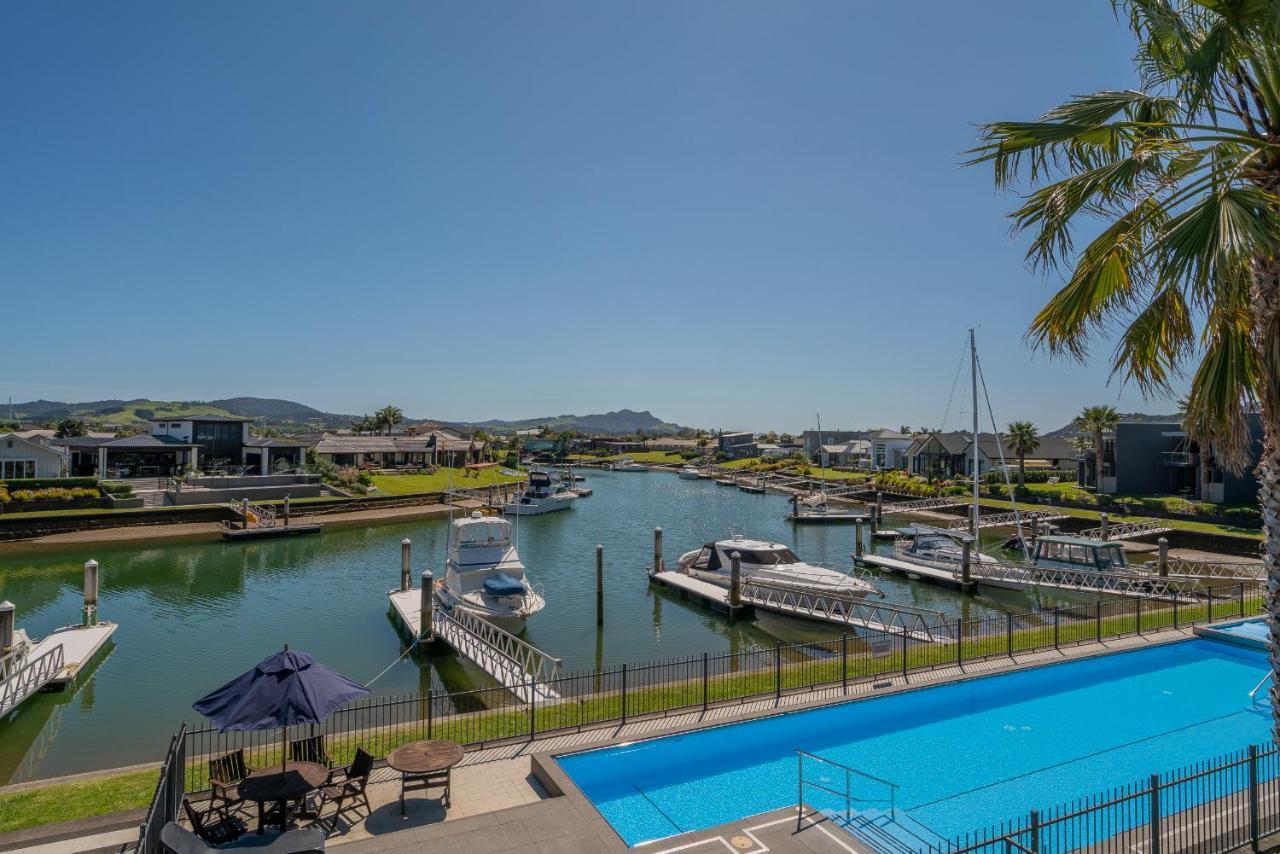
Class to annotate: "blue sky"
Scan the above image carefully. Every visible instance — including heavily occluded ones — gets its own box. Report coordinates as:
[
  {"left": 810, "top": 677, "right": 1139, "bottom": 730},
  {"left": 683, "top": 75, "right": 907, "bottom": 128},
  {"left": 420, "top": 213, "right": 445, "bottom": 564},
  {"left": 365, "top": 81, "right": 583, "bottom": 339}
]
[{"left": 1, "top": 2, "right": 1176, "bottom": 433}]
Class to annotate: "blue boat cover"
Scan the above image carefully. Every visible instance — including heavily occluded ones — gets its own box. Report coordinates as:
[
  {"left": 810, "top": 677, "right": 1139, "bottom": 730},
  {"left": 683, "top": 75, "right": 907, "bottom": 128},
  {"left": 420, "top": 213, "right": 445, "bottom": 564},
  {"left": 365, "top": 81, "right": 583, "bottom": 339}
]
[{"left": 484, "top": 573, "right": 525, "bottom": 595}]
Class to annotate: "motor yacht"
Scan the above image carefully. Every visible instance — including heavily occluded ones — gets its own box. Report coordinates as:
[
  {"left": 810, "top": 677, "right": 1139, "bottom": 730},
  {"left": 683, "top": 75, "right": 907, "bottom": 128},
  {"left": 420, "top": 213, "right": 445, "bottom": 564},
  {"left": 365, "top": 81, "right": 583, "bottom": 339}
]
[
  {"left": 502, "top": 470, "right": 576, "bottom": 515},
  {"left": 436, "top": 511, "right": 545, "bottom": 630},
  {"left": 677, "top": 535, "right": 878, "bottom": 598}
]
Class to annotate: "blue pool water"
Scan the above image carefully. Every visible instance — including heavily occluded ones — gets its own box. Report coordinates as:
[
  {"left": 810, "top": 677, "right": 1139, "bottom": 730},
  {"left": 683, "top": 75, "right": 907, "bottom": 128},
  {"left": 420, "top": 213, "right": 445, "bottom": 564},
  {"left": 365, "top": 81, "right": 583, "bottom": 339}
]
[
  {"left": 1212, "top": 618, "right": 1270, "bottom": 644},
  {"left": 559, "top": 640, "right": 1271, "bottom": 846}
]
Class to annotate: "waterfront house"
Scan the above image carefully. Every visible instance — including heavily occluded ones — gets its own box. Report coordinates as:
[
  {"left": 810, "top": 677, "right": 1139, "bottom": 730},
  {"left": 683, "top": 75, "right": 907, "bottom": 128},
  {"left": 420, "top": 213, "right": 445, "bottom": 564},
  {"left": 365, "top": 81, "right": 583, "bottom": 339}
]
[
  {"left": 963, "top": 434, "right": 1077, "bottom": 477},
  {"left": 1090, "top": 416, "right": 1264, "bottom": 502},
  {"left": 313, "top": 431, "right": 483, "bottom": 468},
  {"left": 0, "top": 432, "right": 69, "bottom": 479},
  {"left": 817, "top": 440, "right": 871, "bottom": 468},
  {"left": 906, "top": 431, "right": 971, "bottom": 479},
  {"left": 801, "top": 429, "right": 864, "bottom": 456},
  {"left": 716, "top": 431, "right": 757, "bottom": 459}
]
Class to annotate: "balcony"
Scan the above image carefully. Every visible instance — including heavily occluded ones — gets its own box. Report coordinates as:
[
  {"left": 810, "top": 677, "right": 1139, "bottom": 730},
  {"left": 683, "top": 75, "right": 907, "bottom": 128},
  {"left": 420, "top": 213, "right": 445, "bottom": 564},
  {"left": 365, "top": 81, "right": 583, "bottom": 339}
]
[{"left": 1161, "top": 451, "right": 1195, "bottom": 466}]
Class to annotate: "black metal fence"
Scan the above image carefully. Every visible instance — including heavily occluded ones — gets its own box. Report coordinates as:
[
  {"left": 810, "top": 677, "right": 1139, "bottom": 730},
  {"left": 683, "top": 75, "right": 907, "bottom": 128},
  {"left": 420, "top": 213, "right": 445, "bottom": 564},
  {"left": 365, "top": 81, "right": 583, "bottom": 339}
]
[
  {"left": 137, "top": 723, "right": 186, "bottom": 853},
  {"left": 939, "top": 743, "right": 1280, "bottom": 854},
  {"left": 179, "top": 583, "right": 1261, "bottom": 795}
]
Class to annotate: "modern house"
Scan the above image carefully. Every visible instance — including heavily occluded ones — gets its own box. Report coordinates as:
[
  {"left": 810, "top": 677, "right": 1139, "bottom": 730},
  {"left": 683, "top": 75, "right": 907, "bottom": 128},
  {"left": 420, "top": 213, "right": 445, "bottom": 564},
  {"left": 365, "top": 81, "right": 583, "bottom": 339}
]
[
  {"left": 313, "top": 431, "right": 483, "bottom": 468},
  {"left": 716, "top": 431, "right": 757, "bottom": 460},
  {"left": 816, "top": 440, "right": 871, "bottom": 468},
  {"left": 906, "top": 432, "right": 972, "bottom": 480},
  {"left": 866, "top": 429, "right": 913, "bottom": 470},
  {"left": 964, "top": 434, "right": 1077, "bottom": 476},
  {"left": 0, "top": 433, "right": 69, "bottom": 479},
  {"left": 1092, "top": 416, "right": 1264, "bottom": 503},
  {"left": 59, "top": 415, "right": 309, "bottom": 478},
  {"left": 801, "top": 430, "right": 864, "bottom": 457}
]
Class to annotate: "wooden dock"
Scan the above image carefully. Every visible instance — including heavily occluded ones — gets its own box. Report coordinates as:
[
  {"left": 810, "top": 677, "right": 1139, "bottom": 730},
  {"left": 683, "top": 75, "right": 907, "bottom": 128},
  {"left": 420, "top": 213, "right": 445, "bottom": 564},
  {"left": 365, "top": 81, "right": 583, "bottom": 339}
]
[
  {"left": 387, "top": 589, "right": 561, "bottom": 703},
  {"left": 0, "top": 623, "right": 117, "bottom": 718},
  {"left": 648, "top": 570, "right": 753, "bottom": 618}
]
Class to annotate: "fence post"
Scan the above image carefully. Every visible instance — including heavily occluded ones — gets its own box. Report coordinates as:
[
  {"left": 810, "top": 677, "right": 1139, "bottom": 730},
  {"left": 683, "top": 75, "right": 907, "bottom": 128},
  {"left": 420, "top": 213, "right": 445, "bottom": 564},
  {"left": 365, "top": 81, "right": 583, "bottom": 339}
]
[
  {"left": 1007, "top": 612, "right": 1014, "bottom": 659},
  {"left": 1053, "top": 607, "right": 1059, "bottom": 650},
  {"left": 1029, "top": 809, "right": 1041, "bottom": 854},
  {"left": 841, "top": 634, "right": 848, "bottom": 692},
  {"left": 621, "top": 664, "right": 628, "bottom": 723},
  {"left": 1173, "top": 596, "right": 1179, "bottom": 630},
  {"left": 1249, "top": 745, "right": 1260, "bottom": 851},
  {"left": 775, "top": 643, "right": 782, "bottom": 701},
  {"left": 529, "top": 682, "right": 536, "bottom": 740},
  {"left": 1149, "top": 774, "right": 1161, "bottom": 854},
  {"left": 427, "top": 689, "right": 433, "bottom": 739},
  {"left": 702, "top": 652, "right": 709, "bottom": 712},
  {"left": 1136, "top": 597, "right": 1142, "bottom": 635},
  {"left": 1240, "top": 582, "right": 1246, "bottom": 617},
  {"left": 901, "top": 629, "right": 908, "bottom": 678},
  {"left": 1096, "top": 600, "right": 1102, "bottom": 642},
  {"left": 956, "top": 619, "right": 963, "bottom": 669}
]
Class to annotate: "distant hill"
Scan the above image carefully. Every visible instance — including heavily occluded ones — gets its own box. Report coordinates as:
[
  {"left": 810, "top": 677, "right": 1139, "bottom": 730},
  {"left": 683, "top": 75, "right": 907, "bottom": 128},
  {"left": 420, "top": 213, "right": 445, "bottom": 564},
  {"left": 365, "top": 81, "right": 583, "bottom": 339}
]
[
  {"left": 453, "top": 409, "right": 684, "bottom": 436},
  {"left": 6, "top": 398, "right": 684, "bottom": 435},
  {"left": 1045, "top": 412, "right": 1180, "bottom": 438}
]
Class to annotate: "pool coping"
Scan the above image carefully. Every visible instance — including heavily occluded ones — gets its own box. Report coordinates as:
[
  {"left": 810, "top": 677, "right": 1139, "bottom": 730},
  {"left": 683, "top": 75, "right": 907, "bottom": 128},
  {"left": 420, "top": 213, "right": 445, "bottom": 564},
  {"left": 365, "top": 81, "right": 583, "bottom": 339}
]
[{"left": 530, "top": 623, "right": 1228, "bottom": 849}]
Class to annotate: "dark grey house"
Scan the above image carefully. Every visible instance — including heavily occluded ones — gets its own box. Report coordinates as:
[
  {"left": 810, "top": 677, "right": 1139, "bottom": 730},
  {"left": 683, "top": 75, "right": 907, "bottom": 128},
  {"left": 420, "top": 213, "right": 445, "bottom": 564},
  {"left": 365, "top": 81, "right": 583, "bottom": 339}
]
[
  {"left": 717, "top": 431, "right": 757, "bottom": 460},
  {"left": 1096, "top": 416, "right": 1263, "bottom": 504}
]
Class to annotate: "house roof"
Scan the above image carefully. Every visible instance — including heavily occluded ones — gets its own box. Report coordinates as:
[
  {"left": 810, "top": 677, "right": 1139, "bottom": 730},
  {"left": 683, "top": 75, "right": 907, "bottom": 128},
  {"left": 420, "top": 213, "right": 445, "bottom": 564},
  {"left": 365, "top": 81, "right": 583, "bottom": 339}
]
[
  {"left": 244, "top": 436, "right": 311, "bottom": 449},
  {"left": 865, "top": 429, "right": 911, "bottom": 440},
  {"left": 146, "top": 414, "right": 252, "bottom": 423},
  {"left": 970, "top": 434, "right": 1078, "bottom": 462},
  {"left": 820, "top": 440, "right": 871, "bottom": 454},
  {"left": 313, "top": 433, "right": 482, "bottom": 455},
  {"left": 0, "top": 432, "right": 70, "bottom": 458}
]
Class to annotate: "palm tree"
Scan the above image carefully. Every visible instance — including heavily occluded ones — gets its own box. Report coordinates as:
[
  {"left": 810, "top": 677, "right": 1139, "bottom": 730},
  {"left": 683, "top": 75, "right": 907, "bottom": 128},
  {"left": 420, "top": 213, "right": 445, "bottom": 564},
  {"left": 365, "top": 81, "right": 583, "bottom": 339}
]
[
  {"left": 1074, "top": 406, "right": 1121, "bottom": 490},
  {"left": 1006, "top": 421, "right": 1040, "bottom": 489},
  {"left": 1178, "top": 395, "right": 1217, "bottom": 502},
  {"left": 376, "top": 405, "right": 404, "bottom": 435},
  {"left": 971, "top": 2, "right": 1280, "bottom": 722}
]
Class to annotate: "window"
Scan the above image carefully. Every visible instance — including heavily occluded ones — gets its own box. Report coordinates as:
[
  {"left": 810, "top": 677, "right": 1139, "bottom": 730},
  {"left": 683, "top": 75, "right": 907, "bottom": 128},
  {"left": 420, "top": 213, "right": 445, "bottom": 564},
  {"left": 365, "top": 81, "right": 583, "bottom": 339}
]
[{"left": 1, "top": 460, "right": 36, "bottom": 479}]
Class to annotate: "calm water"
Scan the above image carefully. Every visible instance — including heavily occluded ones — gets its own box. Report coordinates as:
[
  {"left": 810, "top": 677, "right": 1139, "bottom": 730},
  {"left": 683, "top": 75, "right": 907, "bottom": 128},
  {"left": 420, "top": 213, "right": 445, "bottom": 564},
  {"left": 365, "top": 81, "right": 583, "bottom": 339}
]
[{"left": 0, "top": 470, "right": 1074, "bottom": 782}]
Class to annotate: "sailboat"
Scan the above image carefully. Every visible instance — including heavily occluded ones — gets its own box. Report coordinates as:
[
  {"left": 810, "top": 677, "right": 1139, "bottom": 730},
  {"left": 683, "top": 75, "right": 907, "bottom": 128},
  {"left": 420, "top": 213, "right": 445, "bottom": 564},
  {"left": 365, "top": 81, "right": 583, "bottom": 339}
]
[{"left": 788, "top": 415, "right": 864, "bottom": 522}]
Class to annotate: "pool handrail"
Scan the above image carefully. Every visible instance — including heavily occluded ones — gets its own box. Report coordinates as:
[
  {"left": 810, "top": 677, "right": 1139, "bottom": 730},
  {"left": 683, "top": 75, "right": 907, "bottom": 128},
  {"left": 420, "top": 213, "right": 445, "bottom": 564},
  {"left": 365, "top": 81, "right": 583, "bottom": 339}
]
[
  {"left": 1249, "top": 671, "right": 1272, "bottom": 707},
  {"left": 795, "top": 748, "right": 899, "bottom": 825}
]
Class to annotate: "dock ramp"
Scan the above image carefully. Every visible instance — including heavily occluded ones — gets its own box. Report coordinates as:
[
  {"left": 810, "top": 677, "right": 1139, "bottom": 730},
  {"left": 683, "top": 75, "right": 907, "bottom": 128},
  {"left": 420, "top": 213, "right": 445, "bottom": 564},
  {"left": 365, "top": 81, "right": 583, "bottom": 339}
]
[
  {"left": 741, "top": 580, "right": 948, "bottom": 642},
  {"left": 0, "top": 624, "right": 116, "bottom": 718},
  {"left": 387, "top": 589, "right": 561, "bottom": 703}
]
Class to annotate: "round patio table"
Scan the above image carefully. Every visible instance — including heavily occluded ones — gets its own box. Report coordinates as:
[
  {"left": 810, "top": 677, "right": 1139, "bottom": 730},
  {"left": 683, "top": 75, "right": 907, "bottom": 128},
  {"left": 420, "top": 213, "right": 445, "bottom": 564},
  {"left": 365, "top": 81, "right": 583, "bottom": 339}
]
[
  {"left": 388, "top": 740, "right": 464, "bottom": 817},
  {"left": 239, "top": 761, "right": 329, "bottom": 834}
]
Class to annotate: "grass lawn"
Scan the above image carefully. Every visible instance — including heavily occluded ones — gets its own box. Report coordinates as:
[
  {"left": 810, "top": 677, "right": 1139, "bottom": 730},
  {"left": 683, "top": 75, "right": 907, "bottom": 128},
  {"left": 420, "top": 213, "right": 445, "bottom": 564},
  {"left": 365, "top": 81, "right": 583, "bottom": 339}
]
[
  {"left": 979, "top": 495, "right": 1263, "bottom": 540},
  {"left": 718, "top": 457, "right": 763, "bottom": 469},
  {"left": 802, "top": 469, "right": 869, "bottom": 482},
  {"left": 369, "top": 467, "right": 523, "bottom": 496},
  {"left": 0, "top": 768, "right": 159, "bottom": 834},
  {"left": 603, "top": 451, "right": 687, "bottom": 464}
]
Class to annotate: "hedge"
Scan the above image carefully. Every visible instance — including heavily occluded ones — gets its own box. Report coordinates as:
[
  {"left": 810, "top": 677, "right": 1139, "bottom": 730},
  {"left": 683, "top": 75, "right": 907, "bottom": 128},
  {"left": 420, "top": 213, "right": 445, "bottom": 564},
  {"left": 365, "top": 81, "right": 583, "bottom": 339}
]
[{"left": 0, "top": 476, "right": 99, "bottom": 490}]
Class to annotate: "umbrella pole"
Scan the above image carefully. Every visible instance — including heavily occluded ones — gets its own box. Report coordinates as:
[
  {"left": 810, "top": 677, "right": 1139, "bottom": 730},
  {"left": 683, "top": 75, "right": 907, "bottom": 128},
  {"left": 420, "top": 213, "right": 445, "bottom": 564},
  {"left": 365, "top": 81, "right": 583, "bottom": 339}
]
[{"left": 282, "top": 725, "right": 287, "bottom": 773}]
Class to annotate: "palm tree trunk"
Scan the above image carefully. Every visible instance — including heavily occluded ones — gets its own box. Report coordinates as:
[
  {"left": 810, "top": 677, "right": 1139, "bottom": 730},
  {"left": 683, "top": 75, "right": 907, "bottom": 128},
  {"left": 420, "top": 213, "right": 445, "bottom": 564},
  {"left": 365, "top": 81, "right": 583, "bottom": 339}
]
[
  {"left": 1254, "top": 254, "right": 1280, "bottom": 746},
  {"left": 1094, "top": 428, "right": 1104, "bottom": 490},
  {"left": 1018, "top": 452, "right": 1025, "bottom": 489},
  {"left": 1199, "top": 446, "right": 1212, "bottom": 502}
]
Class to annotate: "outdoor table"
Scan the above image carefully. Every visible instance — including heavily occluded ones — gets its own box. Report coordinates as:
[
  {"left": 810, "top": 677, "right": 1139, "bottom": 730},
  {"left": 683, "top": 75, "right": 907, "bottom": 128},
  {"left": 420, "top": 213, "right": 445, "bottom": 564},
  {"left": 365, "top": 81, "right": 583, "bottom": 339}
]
[
  {"left": 239, "top": 761, "right": 329, "bottom": 834},
  {"left": 387, "top": 740, "right": 464, "bottom": 817}
]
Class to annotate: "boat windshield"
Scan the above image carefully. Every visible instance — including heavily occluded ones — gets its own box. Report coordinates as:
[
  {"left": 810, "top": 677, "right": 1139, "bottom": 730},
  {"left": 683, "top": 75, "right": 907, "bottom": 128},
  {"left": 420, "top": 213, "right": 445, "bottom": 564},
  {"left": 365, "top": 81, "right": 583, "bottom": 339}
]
[{"left": 733, "top": 547, "right": 801, "bottom": 565}]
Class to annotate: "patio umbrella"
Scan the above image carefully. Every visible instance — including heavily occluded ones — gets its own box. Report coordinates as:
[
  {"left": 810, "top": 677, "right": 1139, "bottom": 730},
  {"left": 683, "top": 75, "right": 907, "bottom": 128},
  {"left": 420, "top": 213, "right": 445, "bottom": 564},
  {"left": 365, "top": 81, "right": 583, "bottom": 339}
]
[{"left": 193, "top": 645, "right": 369, "bottom": 772}]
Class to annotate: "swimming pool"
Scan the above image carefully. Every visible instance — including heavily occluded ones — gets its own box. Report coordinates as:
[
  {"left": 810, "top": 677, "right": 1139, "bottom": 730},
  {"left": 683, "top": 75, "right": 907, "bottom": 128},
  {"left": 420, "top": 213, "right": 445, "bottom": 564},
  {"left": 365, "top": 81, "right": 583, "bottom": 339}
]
[
  {"left": 1195, "top": 617, "right": 1270, "bottom": 649},
  {"left": 558, "top": 639, "right": 1270, "bottom": 847}
]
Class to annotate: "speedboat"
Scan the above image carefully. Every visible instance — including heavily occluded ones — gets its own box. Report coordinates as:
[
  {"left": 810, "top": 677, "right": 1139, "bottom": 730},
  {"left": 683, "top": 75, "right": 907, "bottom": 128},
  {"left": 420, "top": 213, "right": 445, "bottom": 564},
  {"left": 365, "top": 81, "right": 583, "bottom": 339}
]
[
  {"left": 502, "top": 470, "right": 576, "bottom": 515},
  {"left": 436, "top": 511, "right": 545, "bottom": 630},
  {"left": 892, "top": 527, "right": 1000, "bottom": 569},
  {"left": 678, "top": 465, "right": 701, "bottom": 480},
  {"left": 677, "top": 535, "right": 878, "bottom": 598},
  {"left": 610, "top": 458, "right": 650, "bottom": 472},
  {"left": 1030, "top": 535, "right": 1132, "bottom": 573}
]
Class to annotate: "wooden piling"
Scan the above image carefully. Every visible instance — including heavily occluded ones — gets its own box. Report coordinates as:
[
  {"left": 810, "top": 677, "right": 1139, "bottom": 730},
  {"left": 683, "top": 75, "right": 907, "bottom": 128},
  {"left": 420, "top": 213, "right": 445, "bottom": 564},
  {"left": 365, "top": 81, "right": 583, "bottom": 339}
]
[
  {"left": 654, "top": 527, "right": 664, "bottom": 573},
  {"left": 596, "top": 544, "right": 604, "bottom": 627},
  {"left": 854, "top": 517, "right": 864, "bottom": 559},
  {"left": 1157, "top": 537, "right": 1169, "bottom": 577},
  {"left": 283, "top": 495, "right": 291, "bottom": 527},
  {"left": 875, "top": 491, "right": 883, "bottom": 524},
  {"left": 242, "top": 497, "right": 251, "bottom": 530},
  {"left": 1100, "top": 512, "right": 1110, "bottom": 540},
  {"left": 83, "top": 559, "right": 99, "bottom": 627},
  {"left": 401, "top": 538, "right": 412, "bottom": 592},
  {"left": 729, "top": 551, "right": 742, "bottom": 607},
  {"left": 0, "top": 601, "right": 14, "bottom": 654},
  {"left": 961, "top": 540, "right": 972, "bottom": 587},
  {"left": 420, "top": 570, "right": 434, "bottom": 643}
]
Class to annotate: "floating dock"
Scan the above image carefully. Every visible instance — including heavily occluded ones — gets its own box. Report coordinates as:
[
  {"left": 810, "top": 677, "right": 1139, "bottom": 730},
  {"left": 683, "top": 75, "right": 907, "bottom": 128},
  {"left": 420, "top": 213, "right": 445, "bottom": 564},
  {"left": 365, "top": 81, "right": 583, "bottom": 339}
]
[
  {"left": 222, "top": 523, "right": 322, "bottom": 540},
  {"left": 0, "top": 623, "right": 117, "bottom": 718},
  {"left": 858, "top": 554, "right": 976, "bottom": 592},
  {"left": 647, "top": 570, "right": 947, "bottom": 642},
  {"left": 387, "top": 588, "right": 561, "bottom": 703}
]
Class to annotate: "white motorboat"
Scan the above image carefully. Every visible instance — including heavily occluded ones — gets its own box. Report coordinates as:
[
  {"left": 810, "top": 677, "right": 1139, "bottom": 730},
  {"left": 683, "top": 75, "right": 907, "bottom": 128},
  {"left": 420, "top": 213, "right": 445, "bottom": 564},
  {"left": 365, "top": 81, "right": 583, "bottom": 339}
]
[
  {"left": 503, "top": 470, "right": 577, "bottom": 515},
  {"left": 892, "top": 527, "right": 1000, "bottom": 570},
  {"left": 610, "top": 458, "right": 650, "bottom": 472},
  {"left": 678, "top": 465, "right": 702, "bottom": 480},
  {"left": 677, "top": 535, "right": 879, "bottom": 598},
  {"left": 788, "top": 492, "right": 864, "bottom": 523},
  {"left": 436, "top": 511, "right": 545, "bottom": 630}
]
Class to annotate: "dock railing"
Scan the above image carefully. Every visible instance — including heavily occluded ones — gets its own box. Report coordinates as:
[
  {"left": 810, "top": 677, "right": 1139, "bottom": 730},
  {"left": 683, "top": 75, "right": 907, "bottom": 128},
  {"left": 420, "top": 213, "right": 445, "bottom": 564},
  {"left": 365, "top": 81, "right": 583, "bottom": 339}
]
[
  {"left": 174, "top": 582, "right": 1262, "bottom": 798},
  {"left": 0, "top": 642, "right": 63, "bottom": 719}
]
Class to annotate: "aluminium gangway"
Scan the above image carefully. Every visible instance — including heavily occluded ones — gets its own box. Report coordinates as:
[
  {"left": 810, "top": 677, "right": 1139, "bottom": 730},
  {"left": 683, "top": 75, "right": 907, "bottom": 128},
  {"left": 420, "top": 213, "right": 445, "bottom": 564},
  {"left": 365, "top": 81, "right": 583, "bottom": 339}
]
[
  {"left": 738, "top": 579, "right": 949, "bottom": 642},
  {"left": 387, "top": 588, "right": 561, "bottom": 703},
  {"left": 947, "top": 510, "right": 1068, "bottom": 532}
]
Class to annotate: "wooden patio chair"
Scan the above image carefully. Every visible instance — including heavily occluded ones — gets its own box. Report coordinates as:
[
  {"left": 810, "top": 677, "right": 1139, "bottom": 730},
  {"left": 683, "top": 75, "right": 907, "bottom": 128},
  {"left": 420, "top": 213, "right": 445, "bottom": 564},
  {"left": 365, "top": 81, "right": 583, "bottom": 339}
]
[
  {"left": 314, "top": 748, "right": 374, "bottom": 830},
  {"left": 289, "top": 735, "right": 332, "bottom": 768},
  {"left": 208, "top": 748, "right": 253, "bottom": 818},
  {"left": 182, "top": 798, "right": 246, "bottom": 845}
]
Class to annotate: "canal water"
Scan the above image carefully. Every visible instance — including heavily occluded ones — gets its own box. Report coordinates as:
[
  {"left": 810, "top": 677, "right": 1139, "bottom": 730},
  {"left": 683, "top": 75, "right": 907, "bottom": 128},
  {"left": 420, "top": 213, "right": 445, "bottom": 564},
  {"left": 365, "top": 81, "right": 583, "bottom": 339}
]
[{"left": 0, "top": 469, "right": 1070, "bottom": 782}]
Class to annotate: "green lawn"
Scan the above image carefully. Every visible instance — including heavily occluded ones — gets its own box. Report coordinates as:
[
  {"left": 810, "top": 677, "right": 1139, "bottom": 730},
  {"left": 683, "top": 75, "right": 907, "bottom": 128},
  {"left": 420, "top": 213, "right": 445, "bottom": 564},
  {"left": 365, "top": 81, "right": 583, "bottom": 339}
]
[
  {"left": 369, "top": 467, "right": 524, "bottom": 496},
  {"left": 979, "top": 495, "right": 1264, "bottom": 540},
  {"left": 718, "top": 457, "right": 763, "bottom": 469},
  {"left": 802, "top": 469, "right": 869, "bottom": 482},
  {"left": 603, "top": 451, "right": 687, "bottom": 464},
  {"left": 0, "top": 768, "right": 159, "bottom": 834}
]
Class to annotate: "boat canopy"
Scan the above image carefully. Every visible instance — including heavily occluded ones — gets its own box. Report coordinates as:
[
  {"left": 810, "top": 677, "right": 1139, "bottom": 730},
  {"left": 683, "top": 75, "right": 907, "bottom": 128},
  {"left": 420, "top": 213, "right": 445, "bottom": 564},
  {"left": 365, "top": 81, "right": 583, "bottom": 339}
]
[
  {"left": 451, "top": 516, "right": 512, "bottom": 548},
  {"left": 483, "top": 573, "right": 526, "bottom": 595}
]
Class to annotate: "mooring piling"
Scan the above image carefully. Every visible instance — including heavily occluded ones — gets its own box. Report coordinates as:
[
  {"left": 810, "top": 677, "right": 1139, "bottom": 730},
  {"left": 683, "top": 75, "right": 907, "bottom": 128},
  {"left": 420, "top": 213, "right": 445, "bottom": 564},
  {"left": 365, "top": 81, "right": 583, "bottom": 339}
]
[
  {"left": 654, "top": 527, "right": 664, "bottom": 573},
  {"left": 420, "top": 570, "right": 434, "bottom": 643},
  {"left": 83, "top": 559, "right": 99, "bottom": 627},
  {"left": 1157, "top": 537, "right": 1169, "bottom": 577},
  {"left": 401, "top": 538, "right": 412, "bottom": 592},
  {"left": 596, "top": 543, "right": 604, "bottom": 626},
  {"left": 729, "top": 551, "right": 742, "bottom": 608}
]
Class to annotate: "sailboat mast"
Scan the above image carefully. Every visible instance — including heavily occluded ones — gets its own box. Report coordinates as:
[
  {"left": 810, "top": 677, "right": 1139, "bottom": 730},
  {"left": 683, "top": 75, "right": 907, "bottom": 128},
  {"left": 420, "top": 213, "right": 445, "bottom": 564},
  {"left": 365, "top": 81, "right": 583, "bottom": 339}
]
[{"left": 970, "top": 328, "right": 979, "bottom": 536}]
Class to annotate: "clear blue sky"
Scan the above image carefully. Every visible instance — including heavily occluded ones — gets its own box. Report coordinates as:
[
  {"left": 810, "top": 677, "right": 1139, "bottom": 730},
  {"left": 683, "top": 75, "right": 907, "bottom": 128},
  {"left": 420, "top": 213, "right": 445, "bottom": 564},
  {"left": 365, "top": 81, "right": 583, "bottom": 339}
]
[{"left": 1, "top": 1, "right": 1177, "bottom": 433}]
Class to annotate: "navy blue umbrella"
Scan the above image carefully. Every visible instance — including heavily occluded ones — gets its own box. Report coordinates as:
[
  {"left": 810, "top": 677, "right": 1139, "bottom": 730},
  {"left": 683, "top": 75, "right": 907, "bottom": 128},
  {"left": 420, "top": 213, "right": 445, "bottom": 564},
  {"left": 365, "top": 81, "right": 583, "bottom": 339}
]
[{"left": 194, "top": 647, "right": 369, "bottom": 771}]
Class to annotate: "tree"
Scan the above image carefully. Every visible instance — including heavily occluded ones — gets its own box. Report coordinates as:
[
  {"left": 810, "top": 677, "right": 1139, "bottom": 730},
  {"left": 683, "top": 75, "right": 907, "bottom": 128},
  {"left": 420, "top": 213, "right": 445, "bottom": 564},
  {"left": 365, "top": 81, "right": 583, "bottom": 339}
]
[
  {"left": 1006, "top": 421, "right": 1040, "bottom": 489},
  {"left": 1073, "top": 406, "right": 1121, "bottom": 489},
  {"left": 972, "top": 3, "right": 1280, "bottom": 718},
  {"left": 375, "top": 405, "right": 404, "bottom": 435},
  {"left": 55, "top": 418, "right": 87, "bottom": 438}
]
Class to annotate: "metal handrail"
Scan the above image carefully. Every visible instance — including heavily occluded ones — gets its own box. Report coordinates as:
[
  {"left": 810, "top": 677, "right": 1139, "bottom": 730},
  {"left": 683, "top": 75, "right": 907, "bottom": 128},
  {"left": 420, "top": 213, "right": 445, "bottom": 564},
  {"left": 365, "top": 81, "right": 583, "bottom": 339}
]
[
  {"left": 880, "top": 496, "right": 970, "bottom": 514},
  {"left": 1249, "top": 671, "right": 1272, "bottom": 706},
  {"left": 963, "top": 559, "right": 1202, "bottom": 601},
  {"left": 796, "top": 749, "right": 899, "bottom": 820},
  {"left": 436, "top": 603, "right": 562, "bottom": 686},
  {"left": 741, "top": 579, "right": 946, "bottom": 641},
  {"left": 0, "top": 642, "right": 64, "bottom": 718},
  {"left": 1077, "top": 519, "right": 1172, "bottom": 540},
  {"left": 947, "top": 510, "right": 1067, "bottom": 532},
  {"left": 1138, "top": 558, "right": 1266, "bottom": 582}
]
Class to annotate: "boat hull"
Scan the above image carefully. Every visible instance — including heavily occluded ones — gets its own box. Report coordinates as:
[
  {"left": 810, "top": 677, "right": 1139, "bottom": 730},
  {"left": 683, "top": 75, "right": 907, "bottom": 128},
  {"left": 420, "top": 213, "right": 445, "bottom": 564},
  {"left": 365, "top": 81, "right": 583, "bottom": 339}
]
[{"left": 503, "top": 496, "right": 575, "bottom": 515}]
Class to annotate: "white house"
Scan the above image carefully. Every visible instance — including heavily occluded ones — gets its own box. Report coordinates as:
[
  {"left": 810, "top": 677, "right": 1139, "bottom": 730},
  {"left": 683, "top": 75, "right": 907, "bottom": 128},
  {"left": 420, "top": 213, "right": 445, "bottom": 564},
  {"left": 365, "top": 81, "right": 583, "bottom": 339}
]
[{"left": 0, "top": 433, "right": 69, "bottom": 479}]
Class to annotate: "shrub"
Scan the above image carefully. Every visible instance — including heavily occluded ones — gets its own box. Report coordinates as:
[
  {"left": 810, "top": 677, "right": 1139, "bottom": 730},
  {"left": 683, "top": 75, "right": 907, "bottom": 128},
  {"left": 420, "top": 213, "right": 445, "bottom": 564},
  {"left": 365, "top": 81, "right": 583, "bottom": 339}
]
[
  {"left": 101, "top": 482, "right": 134, "bottom": 498},
  {"left": 8, "top": 487, "right": 100, "bottom": 502},
  {"left": 1, "top": 477, "right": 99, "bottom": 491}
]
